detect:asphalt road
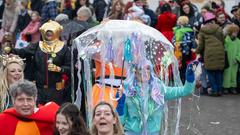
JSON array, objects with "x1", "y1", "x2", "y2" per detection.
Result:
[{"x1": 178, "y1": 94, "x2": 240, "y2": 135}]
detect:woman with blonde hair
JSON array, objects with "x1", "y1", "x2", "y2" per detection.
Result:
[
  {"x1": 0, "y1": 54, "x2": 24, "y2": 111},
  {"x1": 92, "y1": 101, "x2": 124, "y2": 135}
]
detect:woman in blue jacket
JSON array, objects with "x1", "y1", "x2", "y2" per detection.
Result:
[{"x1": 118, "y1": 59, "x2": 196, "y2": 135}]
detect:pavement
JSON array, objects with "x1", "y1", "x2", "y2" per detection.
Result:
[{"x1": 178, "y1": 94, "x2": 240, "y2": 135}]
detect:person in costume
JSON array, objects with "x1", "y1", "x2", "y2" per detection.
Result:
[
  {"x1": 0, "y1": 54, "x2": 24, "y2": 112},
  {"x1": 92, "y1": 101, "x2": 124, "y2": 135},
  {"x1": 3, "y1": 20, "x2": 71, "y2": 105},
  {"x1": 55, "y1": 102, "x2": 90, "y2": 135},
  {"x1": 0, "y1": 80, "x2": 59, "y2": 135},
  {"x1": 119, "y1": 59, "x2": 196, "y2": 135},
  {"x1": 223, "y1": 24, "x2": 240, "y2": 94}
]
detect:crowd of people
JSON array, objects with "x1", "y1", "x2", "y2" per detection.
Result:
[{"x1": 0, "y1": 0, "x2": 240, "y2": 135}]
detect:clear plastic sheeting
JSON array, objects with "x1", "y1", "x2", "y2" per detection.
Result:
[{"x1": 73, "y1": 20, "x2": 193, "y2": 134}]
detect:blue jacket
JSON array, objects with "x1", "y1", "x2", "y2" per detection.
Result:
[{"x1": 120, "y1": 81, "x2": 195, "y2": 134}]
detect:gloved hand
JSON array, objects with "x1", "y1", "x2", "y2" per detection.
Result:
[
  {"x1": 48, "y1": 63, "x2": 61, "y2": 72},
  {"x1": 186, "y1": 61, "x2": 198, "y2": 83},
  {"x1": 116, "y1": 86, "x2": 126, "y2": 116}
]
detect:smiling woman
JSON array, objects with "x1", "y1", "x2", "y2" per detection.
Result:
[
  {"x1": 0, "y1": 54, "x2": 24, "y2": 112},
  {"x1": 92, "y1": 101, "x2": 124, "y2": 135},
  {"x1": 55, "y1": 102, "x2": 90, "y2": 135}
]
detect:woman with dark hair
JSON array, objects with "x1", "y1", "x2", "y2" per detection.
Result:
[
  {"x1": 92, "y1": 101, "x2": 124, "y2": 135},
  {"x1": 180, "y1": 1, "x2": 201, "y2": 29},
  {"x1": 55, "y1": 102, "x2": 90, "y2": 135}
]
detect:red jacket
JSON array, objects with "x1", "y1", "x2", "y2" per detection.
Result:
[
  {"x1": 155, "y1": 12, "x2": 177, "y2": 43},
  {"x1": 0, "y1": 102, "x2": 59, "y2": 135}
]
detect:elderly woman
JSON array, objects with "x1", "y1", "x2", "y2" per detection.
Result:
[
  {"x1": 0, "y1": 54, "x2": 24, "y2": 112},
  {"x1": 92, "y1": 101, "x2": 124, "y2": 135}
]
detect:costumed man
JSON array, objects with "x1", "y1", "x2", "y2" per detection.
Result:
[
  {"x1": 4, "y1": 20, "x2": 71, "y2": 105},
  {"x1": 0, "y1": 80, "x2": 59, "y2": 135}
]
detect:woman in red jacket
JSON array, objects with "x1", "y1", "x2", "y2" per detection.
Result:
[{"x1": 155, "y1": 3, "x2": 177, "y2": 43}]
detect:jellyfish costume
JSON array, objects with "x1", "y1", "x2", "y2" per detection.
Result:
[{"x1": 73, "y1": 20, "x2": 196, "y2": 134}]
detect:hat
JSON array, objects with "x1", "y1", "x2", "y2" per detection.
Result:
[
  {"x1": 55, "y1": 14, "x2": 69, "y2": 22},
  {"x1": 203, "y1": 12, "x2": 216, "y2": 24},
  {"x1": 77, "y1": 6, "x2": 92, "y2": 18},
  {"x1": 231, "y1": 5, "x2": 239, "y2": 14}
]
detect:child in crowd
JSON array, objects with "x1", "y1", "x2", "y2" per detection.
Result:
[
  {"x1": 223, "y1": 24, "x2": 240, "y2": 94},
  {"x1": 21, "y1": 11, "x2": 41, "y2": 43},
  {"x1": 55, "y1": 102, "x2": 90, "y2": 135},
  {"x1": 173, "y1": 16, "x2": 196, "y2": 83}
]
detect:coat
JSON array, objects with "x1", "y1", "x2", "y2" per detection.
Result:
[
  {"x1": 223, "y1": 36, "x2": 240, "y2": 88},
  {"x1": 196, "y1": 23, "x2": 225, "y2": 70},
  {"x1": 12, "y1": 43, "x2": 71, "y2": 105},
  {"x1": 0, "y1": 102, "x2": 59, "y2": 135},
  {"x1": 120, "y1": 81, "x2": 195, "y2": 134},
  {"x1": 155, "y1": 11, "x2": 177, "y2": 43},
  {"x1": 1, "y1": 5, "x2": 18, "y2": 33}
]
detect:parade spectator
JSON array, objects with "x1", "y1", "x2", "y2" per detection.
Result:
[
  {"x1": 15, "y1": 0, "x2": 31, "y2": 35},
  {"x1": 21, "y1": 11, "x2": 41, "y2": 44},
  {"x1": 55, "y1": 13, "x2": 71, "y2": 44},
  {"x1": 232, "y1": 9, "x2": 240, "y2": 38},
  {"x1": 73, "y1": 0, "x2": 95, "y2": 20},
  {"x1": 141, "y1": 0, "x2": 157, "y2": 27},
  {"x1": 108, "y1": 0, "x2": 125, "y2": 20},
  {"x1": 41, "y1": 0, "x2": 58, "y2": 24},
  {"x1": 230, "y1": 5, "x2": 239, "y2": 22},
  {"x1": 196, "y1": 12, "x2": 225, "y2": 96},
  {"x1": 60, "y1": 0, "x2": 74, "y2": 20},
  {"x1": 0, "y1": 54, "x2": 24, "y2": 111},
  {"x1": 4, "y1": 20, "x2": 71, "y2": 105},
  {"x1": 0, "y1": 0, "x2": 5, "y2": 28},
  {"x1": 0, "y1": 80, "x2": 59, "y2": 134},
  {"x1": 93, "y1": 0, "x2": 110, "y2": 22},
  {"x1": 124, "y1": 0, "x2": 150, "y2": 25},
  {"x1": 29, "y1": 0, "x2": 43, "y2": 15},
  {"x1": 92, "y1": 101, "x2": 124, "y2": 135},
  {"x1": 180, "y1": 1, "x2": 201, "y2": 29},
  {"x1": 155, "y1": 3, "x2": 177, "y2": 43},
  {"x1": 173, "y1": 16, "x2": 196, "y2": 83},
  {"x1": 55, "y1": 102, "x2": 90, "y2": 135},
  {"x1": 77, "y1": 6, "x2": 99, "y2": 28},
  {"x1": 119, "y1": 59, "x2": 196, "y2": 134},
  {"x1": 223, "y1": 24, "x2": 240, "y2": 94},
  {"x1": 1, "y1": 0, "x2": 18, "y2": 37},
  {"x1": 215, "y1": 8, "x2": 232, "y2": 36}
]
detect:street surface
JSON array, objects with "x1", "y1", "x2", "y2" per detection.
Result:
[{"x1": 179, "y1": 94, "x2": 240, "y2": 135}]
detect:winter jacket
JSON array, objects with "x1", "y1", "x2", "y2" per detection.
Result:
[
  {"x1": 196, "y1": 23, "x2": 225, "y2": 70},
  {"x1": 155, "y1": 11, "x2": 177, "y2": 43},
  {"x1": 15, "y1": 10, "x2": 31, "y2": 33}
]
